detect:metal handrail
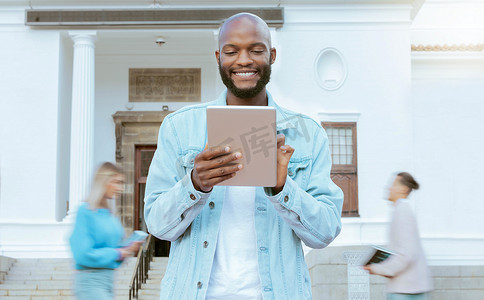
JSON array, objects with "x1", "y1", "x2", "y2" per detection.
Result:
[{"x1": 129, "y1": 234, "x2": 155, "y2": 300}]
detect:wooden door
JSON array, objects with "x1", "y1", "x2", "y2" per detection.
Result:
[{"x1": 135, "y1": 145, "x2": 170, "y2": 256}]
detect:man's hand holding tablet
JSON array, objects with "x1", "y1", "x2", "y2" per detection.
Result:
[
  {"x1": 273, "y1": 133, "x2": 295, "y2": 194},
  {"x1": 191, "y1": 145, "x2": 244, "y2": 192}
]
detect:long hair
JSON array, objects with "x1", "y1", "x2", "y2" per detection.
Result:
[{"x1": 85, "y1": 162, "x2": 123, "y2": 211}]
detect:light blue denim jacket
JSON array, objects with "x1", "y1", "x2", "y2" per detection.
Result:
[{"x1": 144, "y1": 90, "x2": 343, "y2": 300}]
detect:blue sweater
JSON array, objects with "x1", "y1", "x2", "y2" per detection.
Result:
[{"x1": 70, "y1": 203, "x2": 125, "y2": 270}]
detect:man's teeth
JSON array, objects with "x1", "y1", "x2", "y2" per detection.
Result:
[{"x1": 235, "y1": 72, "x2": 255, "y2": 77}]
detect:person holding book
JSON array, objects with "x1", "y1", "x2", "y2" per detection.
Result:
[
  {"x1": 69, "y1": 162, "x2": 143, "y2": 300},
  {"x1": 363, "y1": 172, "x2": 433, "y2": 300}
]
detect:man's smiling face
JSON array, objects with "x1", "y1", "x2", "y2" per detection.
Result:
[{"x1": 216, "y1": 16, "x2": 275, "y2": 99}]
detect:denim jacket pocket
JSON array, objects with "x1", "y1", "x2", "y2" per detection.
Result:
[{"x1": 287, "y1": 159, "x2": 311, "y2": 189}]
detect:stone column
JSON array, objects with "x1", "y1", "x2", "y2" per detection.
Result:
[{"x1": 65, "y1": 31, "x2": 97, "y2": 220}]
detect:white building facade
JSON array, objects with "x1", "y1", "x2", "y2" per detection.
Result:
[{"x1": 0, "y1": 0, "x2": 483, "y2": 272}]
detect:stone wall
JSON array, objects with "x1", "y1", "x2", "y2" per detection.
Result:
[
  {"x1": 430, "y1": 265, "x2": 484, "y2": 300},
  {"x1": 307, "y1": 246, "x2": 484, "y2": 300},
  {"x1": 0, "y1": 256, "x2": 15, "y2": 283}
]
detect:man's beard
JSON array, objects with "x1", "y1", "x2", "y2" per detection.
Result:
[{"x1": 218, "y1": 59, "x2": 272, "y2": 99}]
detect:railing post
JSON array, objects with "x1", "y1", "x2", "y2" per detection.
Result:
[
  {"x1": 128, "y1": 234, "x2": 155, "y2": 299},
  {"x1": 135, "y1": 275, "x2": 138, "y2": 299}
]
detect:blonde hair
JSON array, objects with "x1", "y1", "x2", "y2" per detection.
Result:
[{"x1": 85, "y1": 162, "x2": 123, "y2": 211}]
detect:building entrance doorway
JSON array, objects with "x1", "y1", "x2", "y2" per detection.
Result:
[
  {"x1": 112, "y1": 111, "x2": 172, "y2": 257},
  {"x1": 134, "y1": 145, "x2": 170, "y2": 257}
]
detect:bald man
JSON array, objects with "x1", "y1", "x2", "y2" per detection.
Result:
[{"x1": 144, "y1": 13, "x2": 343, "y2": 300}]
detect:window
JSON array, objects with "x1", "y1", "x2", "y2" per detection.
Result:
[{"x1": 322, "y1": 122, "x2": 359, "y2": 217}]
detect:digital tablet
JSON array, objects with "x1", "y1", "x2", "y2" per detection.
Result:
[
  {"x1": 120, "y1": 230, "x2": 149, "y2": 247},
  {"x1": 206, "y1": 106, "x2": 277, "y2": 187}
]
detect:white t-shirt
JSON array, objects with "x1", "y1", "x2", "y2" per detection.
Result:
[{"x1": 205, "y1": 186, "x2": 263, "y2": 300}]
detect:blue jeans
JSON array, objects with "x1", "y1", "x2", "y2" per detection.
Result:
[
  {"x1": 74, "y1": 269, "x2": 114, "y2": 300},
  {"x1": 388, "y1": 293, "x2": 429, "y2": 300}
]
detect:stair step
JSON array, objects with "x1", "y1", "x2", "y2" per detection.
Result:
[
  {"x1": 5, "y1": 275, "x2": 56, "y2": 281},
  {"x1": 145, "y1": 279, "x2": 162, "y2": 284},
  {"x1": 139, "y1": 283, "x2": 160, "y2": 289},
  {"x1": 139, "y1": 289, "x2": 161, "y2": 296},
  {"x1": 2, "y1": 289, "x2": 68, "y2": 296},
  {"x1": 10, "y1": 268, "x2": 73, "y2": 272},
  {"x1": 147, "y1": 270, "x2": 166, "y2": 274},
  {"x1": 50, "y1": 274, "x2": 75, "y2": 280},
  {"x1": 0, "y1": 257, "x2": 167, "y2": 299},
  {"x1": 0, "y1": 284, "x2": 38, "y2": 290},
  {"x1": 37, "y1": 283, "x2": 75, "y2": 290},
  {"x1": 0, "y1": 297, "x2": 78, "y2": 300},
  {"x1": 2, "y1": 280, "x2": 72, "y2": 285},
  {"x1": 149, "y1": 263, "x2": 168, "y2": 268},
  {"x1": 14, "y1": 259, "x2": 71, "y2": 264},
  {"x1": 7, "y1": 271, "x2": 74, "y2": 276}
]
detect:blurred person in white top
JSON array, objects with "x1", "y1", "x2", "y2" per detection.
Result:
[{"x1": 364, "y1": 172, "x2": 433, "y2": 300}]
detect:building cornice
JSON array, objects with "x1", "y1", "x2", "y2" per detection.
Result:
[
  {"x1": 1, "y1": 1, "x2": 421, "y2": 28},
  {"x1": 0, "y1": 0, "x2": 417, "y2": 8},
  {"x1": 25, "y1": 7, "x2": 284, "y2": 28},
  {"x1": 411, "y1": 44, "x2": 484, "y2": 52}
]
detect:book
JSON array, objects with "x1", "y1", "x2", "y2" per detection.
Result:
[{"x1": 362, "y1": 245, "x2": 394, "y2": 265}]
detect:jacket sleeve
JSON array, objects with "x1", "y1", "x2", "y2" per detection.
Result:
[
  {"x1": 69, "y1": 208, "x2": 121, "y2": 268},
  {"x1": 265, "y1": 127, "x2": 343, "y2": 249},
  {"x1": 370, "y1": 204, "x2": 418, "y2": 277},
  {"x1": 144, "y1": 117, "x2": 210, "y2": 242}
]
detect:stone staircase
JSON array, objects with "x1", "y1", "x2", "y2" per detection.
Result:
[
  {"x1": 133, "y1": 257, "x2": 168, "y2": 300},
  {"x1": 0, "y1": 257, "x2": 168, "y2": 300}
]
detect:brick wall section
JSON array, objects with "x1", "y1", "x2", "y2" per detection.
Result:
[{"x1": 306, "y1": 246, "x2": 484, "y2": 300}]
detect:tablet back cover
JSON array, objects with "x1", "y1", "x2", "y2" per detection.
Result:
[{"x1": 206, "y1": 106, "x2": 277, "y2": 187}]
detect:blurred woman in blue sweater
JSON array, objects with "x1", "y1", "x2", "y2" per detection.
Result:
[{"x1": 70, "y1": 162, "x2": 142, "y2": 300}]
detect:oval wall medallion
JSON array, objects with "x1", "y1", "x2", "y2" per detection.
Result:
[{"x1": 314, "y1": 48, "x2": 347, "y2": 91}]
